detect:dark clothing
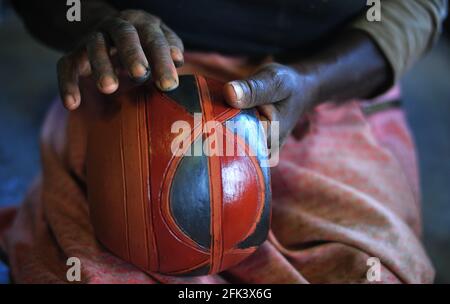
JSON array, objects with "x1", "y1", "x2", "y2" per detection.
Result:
[{"x1": 109, "y1": 0, "x2": 366, "y2": 56}]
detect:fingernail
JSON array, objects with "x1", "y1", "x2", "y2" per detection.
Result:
[
  {"x1": 229, "y1": 81, "x2": 243, "y2": 102},
  {"x1": 130, "y1": 63, "x2": 148, "y2": 79},
  {"x1": 157, "y1": 76, "x2": 178, "y2": 91},
  {"x1": 64, "y1": 94, "x2": 78, "y2": 110},
  {"x1": 170, "y1": 47, "x2": 184, "y2": 63},
  {"x1": 99, "y1": 75, "x2": 118, "y2": 93}
]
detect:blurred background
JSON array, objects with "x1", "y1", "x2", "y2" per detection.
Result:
[{"x1": 0, "y1": 1, "x2": 449, "y2": 282}]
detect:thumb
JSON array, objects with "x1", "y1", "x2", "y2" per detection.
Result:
[{"x1": 224, "y1": 64, "x2": 294, "y2": 109}]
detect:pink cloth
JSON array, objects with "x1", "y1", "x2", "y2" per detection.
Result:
[{"x1": 0, "y1": 53, "x2": 433, "y2": 283}]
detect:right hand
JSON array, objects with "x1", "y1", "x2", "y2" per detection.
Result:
[{"x1": 57, "y1": 9, "x2": 184, "y2": 110}]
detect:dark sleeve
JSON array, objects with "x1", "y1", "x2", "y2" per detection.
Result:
[
  {"x1": 11, "y1": 0, "x2": 116, "y2": 52},
  {"x1": 351, "y1": 0, "x2": 448, "y2": 83}
]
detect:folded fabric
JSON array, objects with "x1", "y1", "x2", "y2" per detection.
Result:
[{"x1": 0, "y1": 53, "x2": 434, "y2": 283}]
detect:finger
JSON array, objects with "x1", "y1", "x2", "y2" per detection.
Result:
[
  {"x1": 86, "y1": 32, "x2": 118, "y2": 94},
  {"x1": 57, "y1": 51, "x2": 90, "y2": 111},
  {"x1": 103, "y1": 18, "x2": 150, "y2": 81},
  {"x1": 139, "y1": 24, "x2": 178, "y2": 91},
  {"x1": 224, "y1": 65, "x2": 295, "y2": 109},
  {"x1": 161, "y1": 23, "x2": 184, "y2": 66}
]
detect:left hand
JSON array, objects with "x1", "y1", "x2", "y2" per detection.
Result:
[{"x1": 223, "y1": 63, "x2": 318, "y2": 150}]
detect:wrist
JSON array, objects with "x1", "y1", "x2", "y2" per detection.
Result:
[
  {"x1": 290, "y1": 62, "x2": 323, "y2": 110},
  {"x1": 288, "y1": 31, "x2": 390, "y2": 107}
]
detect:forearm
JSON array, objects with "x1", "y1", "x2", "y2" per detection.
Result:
[
  {"x1": 290, "y1": 31, "x2": 391, "y2": 107},
  {"x1": 12, "y1": 0, "x2": 117, "y2": 52},
  {"x1": 351, "y1": 0, "x2": 447, "y2": 83},
  {"x1": 287, "y1": 0, "x2": 447, "y2": 107}
]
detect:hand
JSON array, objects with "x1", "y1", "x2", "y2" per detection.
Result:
[
  {"x1": 224, "y1": 63, "x2": 318, "y2": 149},
  {"x1": 57, "y1": 9, "x2": 184, "y2": 110}
]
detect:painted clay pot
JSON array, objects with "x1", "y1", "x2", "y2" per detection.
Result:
[{"x1": 85, "y1": 74, "x2": 271, "y2": 276}]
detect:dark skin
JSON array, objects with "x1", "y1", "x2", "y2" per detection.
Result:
[{"x1": 14, "y1": 0, "x2": 390, "y2": 146}]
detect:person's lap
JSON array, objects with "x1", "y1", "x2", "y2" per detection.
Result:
[{"x1": 0, "y1": 53, "x2": 434, "y2": 283}]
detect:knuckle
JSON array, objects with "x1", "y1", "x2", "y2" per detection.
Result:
[
  {"x1": 266, "y1": 65, "x2": 280, "y2": 79},
  {"x1": 89, "y1": 56, "x2": 109, "y2": 71},
  {"x1": 122, "y1": 47, "x2": 142, "y2": 62},
  {"x1": 145, "y1": 13, "x2": 161, "y2": 24},
  {"x1": 244, "y1": 78, "x2": 263, "y2": 106},
  {"x1": 121, "y1": 9, "x2": 160, "y2": 25},
  {"x1": 87, "y1": 32, "x2": 105, "y2": 48},
  {"x1": 265, "y1": 64, "x2": 296, "y2": 95},
  {"x1": 142, "y1": 30, "x2": 167, "y2": 50},
  {"x1": 120, "y1": 9, "x2": 142, "y2": 20},
  {"x1": 149, "y1": 36, "x2": 166, "y2": 49},
  {"x1": 112, "y1": 20, "x2": 137, "y2": 37},
  {"x1": 173, "y1": 37, "x2": 184, "y2": 50},
  {"x1": 167, "y1": 33, "x2": 181, "y2": 43},
  {"x1": 266, "y1": 65, "x2": 284, "y2": 84},
  {"x1": 282, "y1": 67, "x2": 298, "y2": 88}
]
